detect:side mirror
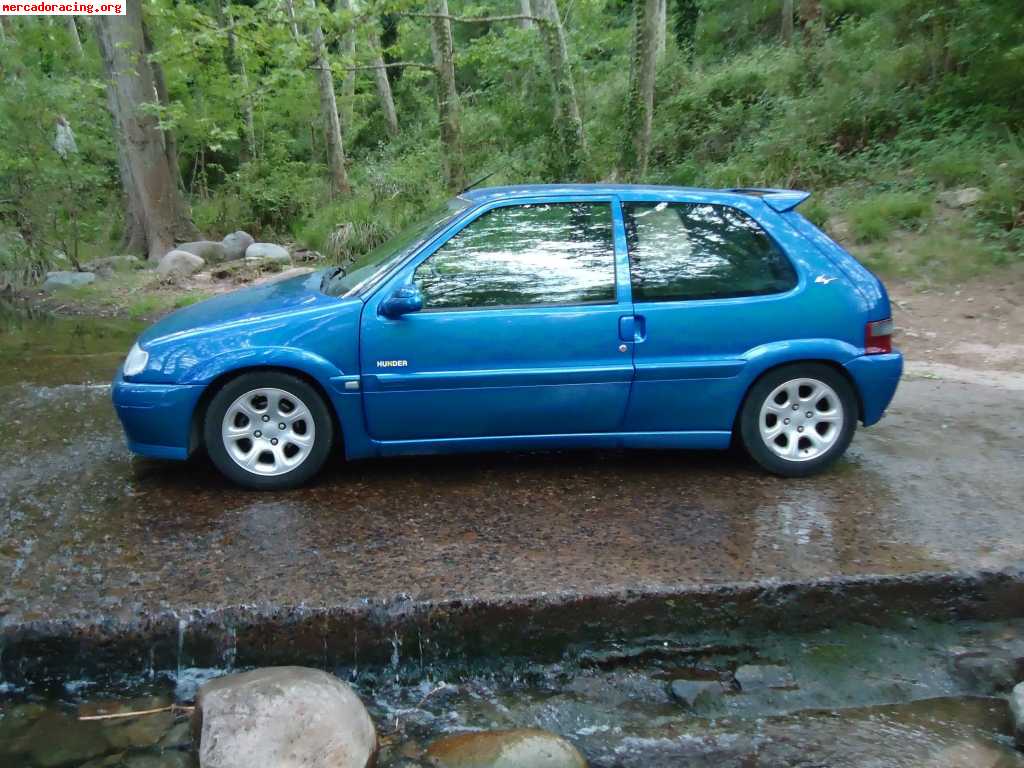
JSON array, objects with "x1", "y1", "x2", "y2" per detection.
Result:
[{"x1": 380, "y1": 284, "x2": 423, "y2": 319}]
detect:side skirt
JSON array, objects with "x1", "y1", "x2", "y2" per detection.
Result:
[{"x1": 369, "y1": 431, "x2": 732, "y2": 458}]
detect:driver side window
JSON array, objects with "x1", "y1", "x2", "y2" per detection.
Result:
[{"x1": 413, "y1": 202, "x2": 617, "y2": 310}]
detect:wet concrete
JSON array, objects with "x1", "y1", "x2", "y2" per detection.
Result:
[{"x1": 2, "y1": 307, "x2": 1023, "y2": 681}]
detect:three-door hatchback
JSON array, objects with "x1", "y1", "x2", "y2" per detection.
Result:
[{"x1": 113, "y1": 185, "x2": 902, "y2": 490}]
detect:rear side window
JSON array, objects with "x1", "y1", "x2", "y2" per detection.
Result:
[
  {"x1": 414, "y1": 202, "x2": 616, "y2": 309},
  {"x1": 623, "y1": 202, "x2": 797, "y2": 302}
]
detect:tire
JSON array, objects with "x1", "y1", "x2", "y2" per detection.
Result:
[
  {"x1": 204, "y1": 371, "x2": 334, "y2": 490},
  {"x1": 739, "y1": 363, "x2": 857, "y2": 478}
]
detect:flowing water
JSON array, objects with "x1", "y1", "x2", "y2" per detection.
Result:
[{"x1": 3, "y1": 618, "x2": 1024, "y2": 767}]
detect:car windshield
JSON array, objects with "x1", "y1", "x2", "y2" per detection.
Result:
[{"x1": 322, "y1": 198, "x2": 471, "y2": 297}]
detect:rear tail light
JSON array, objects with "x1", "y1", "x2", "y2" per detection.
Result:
[{"x1": 865, "y1": 318, "x2": 894, "y2": 354}]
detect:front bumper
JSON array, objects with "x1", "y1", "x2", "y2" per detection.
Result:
[
  {"x1": 844, "y1": 352, "x2": 903, "y2": 426},
  {"x1": 111, "y1": 370, "x2": 205, "y2": 460}
]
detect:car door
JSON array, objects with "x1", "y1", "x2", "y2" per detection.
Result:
[
  {"x1": 619, "y1": 198, "x2": 805, "y2": 433},
  {"x1": 359, "y1": 197, "x2": 635, "y2": 443}
]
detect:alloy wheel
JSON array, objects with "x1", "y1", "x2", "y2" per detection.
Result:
[{"x1": 221, "y1": 387, "x2": 316, "y2": 476}]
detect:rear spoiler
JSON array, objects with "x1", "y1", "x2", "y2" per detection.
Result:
[{"x1": 724, "y1": 187, "x2": 811, "y2": 213}]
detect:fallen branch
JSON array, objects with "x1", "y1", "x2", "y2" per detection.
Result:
[
  {"x1": 400, "y1": 12, "x2": 548, "y2": 26},
  {"x1": 79, "y1": 704, "x2": 195, "y2": 721}
]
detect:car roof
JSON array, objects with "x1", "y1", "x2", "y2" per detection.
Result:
[{"x1": 457, "y1": 183, "x2": 809, "y2": 211}]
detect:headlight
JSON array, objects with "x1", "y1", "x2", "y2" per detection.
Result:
[{"x1": 123, "y1": 343, "x2": 149, "y2": 377}]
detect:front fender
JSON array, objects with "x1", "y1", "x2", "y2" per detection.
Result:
[{"x1": 179, "y1": 346, "x2": 345, "y2": 387}]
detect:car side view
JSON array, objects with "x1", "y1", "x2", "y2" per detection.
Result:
[{"x1": 112, "y1": 185, "x2": 902, "y2": 490}]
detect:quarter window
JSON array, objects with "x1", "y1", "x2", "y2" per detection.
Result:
[
  {"x1": 623, "y1": 202, "x2": 797, "y2": 302},
  {"x1": 414, "y1": 202, "x2": 617, "y2": 309}
]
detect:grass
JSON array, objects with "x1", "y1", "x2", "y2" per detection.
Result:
[{"x1": 846, "y1": 192, "x2": 933, "y2": 243}]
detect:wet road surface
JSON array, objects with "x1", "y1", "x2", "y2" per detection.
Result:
[{"x1": 1, "y1": 310, "x2": 1023, "y2": 626}]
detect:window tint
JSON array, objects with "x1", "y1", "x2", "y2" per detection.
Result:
[
  {"x1": 623, "y1": 202, "x2": 797, "y2": 302},
  {"x1": 414, "y1": 202, "x2": 616, "y2": 309}
]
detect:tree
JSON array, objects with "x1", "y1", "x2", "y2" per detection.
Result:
[
  {"x1": 533, "y1": 0, "x2": 588, "y2": 174},
  {"x1": 799, "y1": 0, "x2": 822, "y2": 44},
  {"x1": 366, "y1": 20, "x2": 399, "y2": 136},
  {"x1": 519, "y1": 0, "x2": 533, "y2": 30},
  {"x1": 621, "y1": 0, "x2": 660, "y2": 178},
  {"x1": 427, "y1": 0, "x2": 464, "y2": 191},
  {"x1": 94, "y1": 0, "x2": 195, "y2": 261},
  {"x1": 781, "y1": 0, "x2": 794, "y2": 46},
  {"x1": 336, "y1": 0, "x2": 356, "y2": 133},
  {"x1": 65, "y1": 18, "x2": 84, "y2": 58},
  {"x1": 300, "y1": 0, "x2": 352, "y2": 196},
  {"x1": 655, "y1": 0, "x2": 667, "y2": 59},
  {"x1": 217, "y1": 0, "x2": 257, "y2": 161}
]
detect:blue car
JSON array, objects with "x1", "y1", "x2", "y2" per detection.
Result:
[{"x1": 112, "y1": 185, "x2": 902, "y2": 490}]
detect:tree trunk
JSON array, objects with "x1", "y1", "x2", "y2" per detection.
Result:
[
  {"x1": 533, "y1": 0, "x2": 587, "y2": 174},
  {"x1": 427, "y1": 0, "x2": 464, "y2": 191},
  {"x1": 141, "y1": 16, "x2": 195, "y2": 239},
  {"x1": 66, "y1": 18, "x2": 84, "y2": 57},
  {"x1": 336, "y1": 0, "x2": 356, "y2": 133},
  {"x1": 622, "y1": 0, "x2": 659, "y2": 178},
  {"x1": 95, "y1": 1, "x2": 194, "y2": 261},
  {"x1": 217, "y1": 0, "x2": 257, "y2": 161},
  {"x1": 781, "y1": 0, "x2": 794, "y2": 45},
  {"x1": 306, "y1": 0, "x2": 351, "y2": 196},
  {"x1": 367, "y1": 21, "x2": 399, "y2": 136},
  {"x1": 519, "y1": 0, "x2": 533, "y2": 29},
  {"x1": 799, "y1": 0, "x2": 821, "y2": 44},
  {"x1": 655, "y1": 0, "x2": 667, "y2": 58}
]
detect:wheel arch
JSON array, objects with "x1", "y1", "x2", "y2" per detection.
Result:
[
  {"x1": 732, "y1": 358, "x2": 864, "y2": 440},
  {"x1": 189, "y1": 365, "x2": 344, "y2": 456}
]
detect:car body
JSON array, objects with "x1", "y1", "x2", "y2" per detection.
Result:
[{"x1": 112, "y1": 184, "x2": 902, "y2": 488}]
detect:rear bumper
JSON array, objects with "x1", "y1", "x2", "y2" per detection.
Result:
[
  {"x1": 111, "y1": 370, "x2": 204, "y2": 460},
  {"x1": 844, "y1": 352, "x2": 903, "y2": 426}
]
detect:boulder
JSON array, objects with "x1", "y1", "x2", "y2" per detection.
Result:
[
  {"x1": 733, "y1": 664, "x2": 796, "y2": 692},
  {"x1": 221, "y1": 231, "x2": 255, "y2": 261},
  {"x1": 157, "y1": 250, "x2": 205, "y2": 279},
  {"x1": 951, "y1": 651, "x2": 1018, "y2": 694},
  {"x1": 424, "y1": 729, "x2": 587, "y2": 768},
  {"x1": 193, "y1": 666, "x2": 376, "y2": 768},
  {"x1": 1011, "y1": 682, "x2": 1024, "y2": 748},
  {"x1": 938, "y1": 187, "x2": 984, "y2": 209},
  {"x1": 245, "y1": 242, "x2": 290, "y2": 263},
  {"x1": 42, "y1": 270, "x2": 96, "y2": 291},
  {"x1": 82, "y1": 254, "x2": 141, "y2": 274},
  {"x1": 254, "y1": 266, "x2": 316, "y2": 286},
  {"x1": 176, "y1": 240, "x2": 227, "y2": 263},
  {"x1": 669, "y1": 679, "x2": 724, "y2": 710}
]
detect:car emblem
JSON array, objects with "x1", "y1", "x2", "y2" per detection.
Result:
[{"x1": 815, "y1": 275, "x2": 839, "y2": 285}]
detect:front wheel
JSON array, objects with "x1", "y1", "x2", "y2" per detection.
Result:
[
  {"x1": 204, "y1": 371, "x2": 334, "y2": 490},
  {"x1": 739, "y1": 363, "x2": 857, "y2": 477}
]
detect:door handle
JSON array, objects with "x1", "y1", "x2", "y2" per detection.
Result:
[{"x1": 620, "y1": 315, "x2": 646, "y2": 343}]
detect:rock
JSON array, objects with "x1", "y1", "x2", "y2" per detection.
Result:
[
  {"x1": 157, "y1": 250, "x2": 205, "y2": 279},
  {"x1": 194, "y1": 666, "x2": 376, "y2": 768},
  {"x1": 669, "y1": 679, "x2": 724, "y2": 710},
  {"x1": 424, "y1": 729, "x2": 587, "y2": 768},
  {"x1": 221, "y1": 231, "x2": 254, "y2": 261},
  {"x1": 254, "y1": 266, "x2": 316, "y2": 286},
  {"x1": 1011, "y1": 682, "x2": 1024, "y2": 748},
  {"x1": 157, "y1": 719, "x2": 191, "y2": 750},
  {"x1": 925, "y1": 740, "x2": 1020, "y2": 768},
  {"x1": 952, "y1": 651, "x2": 1018, "y2": 694},
  {"x1": 176, "y1": 240, "x2": 227, "y2": 263},
  {"x1": 245, "y1": 242, "x2": 290, "y2": 263},
  {"x1": 938, "y1": 187, "x2": 984, "y2": 208},
  {"x1": 25, "y1": 712, "x2": 109, "y2": 767},
  {"x1": 82, "y1": 254, "x2": 141, "y2": 274},
  {"x1": 42, "y1": 270, "x2": 96, "y2": 291},
  {"x1": 733, "y1": 664, "x2": 796, "y2": 692}
]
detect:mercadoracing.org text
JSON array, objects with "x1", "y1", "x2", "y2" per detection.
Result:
[{"x1": 1, "y1": 2, "x2": 124, "y2": 13}]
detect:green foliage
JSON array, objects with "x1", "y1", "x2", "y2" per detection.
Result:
[
  {"x1": 847, "y1": 192, "x2": 932, "y2": 243},
  {"x1": 1, "y1": 0, "x2": 1022, "y2": 291}
]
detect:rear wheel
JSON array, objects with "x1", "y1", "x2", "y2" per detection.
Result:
[
  {"x1": 204, "y1": 371, "x2": 334, "y2": 490},
  {"x1": 739, "y1": 363, "x2": 857, "y2": 477}
]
